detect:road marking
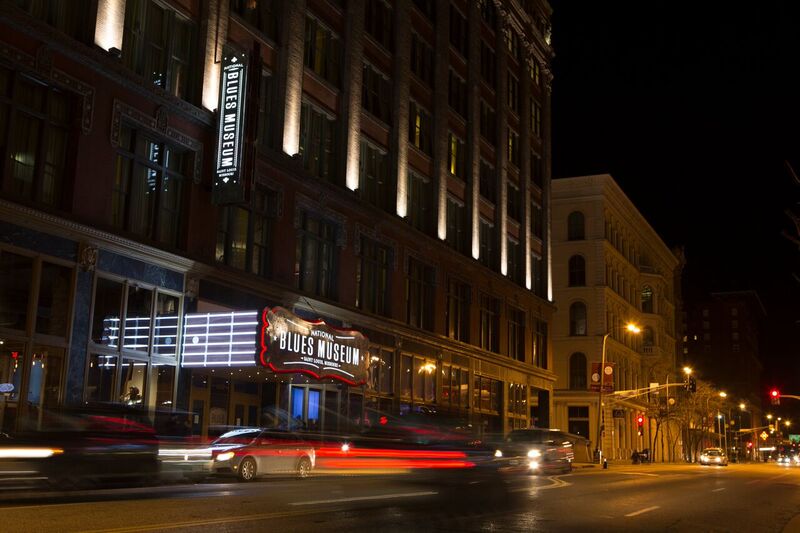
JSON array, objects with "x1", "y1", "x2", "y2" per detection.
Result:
[
  {"x1": 625, "y1": 505, "x2": 660, "y2": 517},
  {"x1": 509, "y1": 475, "x2": 572, "y2": 492},
  {"x1": 619, "y1": 472, "x2": 659, "y2": 477},
  {"x1": 289, "y1": 490, "x2": 438, "y2": 506},
  {"x1": 711, "y1": 488, "x2": 726, "y2": 492},
  {"x1": 745, "y1": 472, "x2": 792, "y2": 485},
  {"x1": 81, "y1": 510, "x2": 312, "y2": 533}
]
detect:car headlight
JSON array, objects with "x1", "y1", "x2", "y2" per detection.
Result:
[
  {"x1": 494, "y1": 449, "x2": 503, "y2": 458},
  {"x1": 216, "y1": 451, "x2": 235, "y2": 462},
  {"x1": 0, "y1": 447, "x2": 63, "y2": 459},
  {"x1": 528, "y1": 449, "x2": 541, "y2": 458},
  {"x1": 529, "y1": 461, "x2": 540, "y2": 470},
  {"x1": 341, "y1": 443, "x2": 351, "y2": 453}
]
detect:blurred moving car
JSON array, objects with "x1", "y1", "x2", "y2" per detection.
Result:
[
  {"x1": 493, "y1": 428, "x2": 574, "y2": 475},
  {"x1": 210, "y1": 428, "x2": 315, "y2": 480},
  {"x1": 699, "y1": 448, "x2": 728, "y2": 466},
  {"x1": 0, "y1": 407, "x2": 159, "y2": 489},
  {"x1": 775, "y1": 453, "x2": 798, "y2": 466}
]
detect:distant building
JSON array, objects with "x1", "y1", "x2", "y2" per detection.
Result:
[
  {"x1": 0, "y1": 0, "x2": 556, "y2": 437},
  {"x1": 551, "y1": 174, "x2": 683, "y2": 461}
]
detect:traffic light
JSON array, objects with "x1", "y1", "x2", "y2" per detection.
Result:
[
  {"x1": 688, "y1": 377, "x2": 696, "y2": 393},
  {"x1": 771, "y1": 389, "x2": 781, "y2": 406},
  {"x1": 637, "y1": 414, "x2": 645, "y2": 435}
]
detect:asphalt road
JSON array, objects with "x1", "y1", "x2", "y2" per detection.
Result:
[{"x1": 2, "y1": 462, "x2": 800, "y2": 532}]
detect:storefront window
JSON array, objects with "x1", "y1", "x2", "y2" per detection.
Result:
[
  {"x1": 0, "y1": 341, "x2": 24, "y2": 432},
  {"x1": 369, "y1": 349, "x2": 393, "y2": 395},
  {"x1": 148, "y1": 364, "x2": 175, "y2": 412},
  {"x1": 153, "y1": 293, "x2": 179, "y2": 357},
  {"x1": 91, "y1": 278, "x2": 123, "y2": 346},
  {"x1": 0, "y1": 251, "x2": 33, "y2": 331},
  {"x1": 26, "y1": 347, "x2": 64, "y2": 410},
  {"x1": 86, "y1": 354, "x2": 117, "y2": 402},
  {"x1": 124, "y1": 286, "x2": 153, "y2": 351},
  {"x1": 400, "y1": 354, "x2": 412, "y2": 398},
  {"x1": 119, "y1": 358, "x2": 146, "y2": 405},
  {"x1": 35, "y1": 262, "x2": 72, "y2": 337}
]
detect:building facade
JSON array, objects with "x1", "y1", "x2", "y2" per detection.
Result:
[
  {"x1": 551, "y1": 175, "x2": 683, "y2": 461},
  {"x1": 0, "y1": 0, "x2": 555, "y2": 438}
]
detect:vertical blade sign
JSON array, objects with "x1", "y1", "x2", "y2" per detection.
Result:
[{"x1": 214, "y1": 51, "x2": 248, "y2": 204}]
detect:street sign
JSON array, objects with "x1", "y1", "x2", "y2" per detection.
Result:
[
  {"x1": 789, "y1": 434, "x2": 800, "y2": 444},
  {"x1": 760, "y1": 431, "x2": 768, "y2": 441},
  {"x1": 590, "y1": 361, "x2": 615, "y2": 392}
]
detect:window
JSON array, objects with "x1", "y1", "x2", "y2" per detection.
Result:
[
  {"x1": 305, "y1": 16, "x2": 341, "y2": 87},
  {"x1": 507, "y1": 182, "x2": 521, "y2": 222},
  {"x1": 362, "y1": 63, "x2": 392, "y2": 124},
  {"x1": 480, "y1": 42, "x2": 496, "y2": 87},
  {"x1": 369, "y1": 348, "x2": 394, "y2": 395},
  {"x1": 479, "y1": 160, "x2": 496, "y2": 203},
  {"x1": 216, "y1": 187, "x2": 275, "y2": 276},
  {"x1": 531, "y1": 252, "x2": 544, "y2": 297},
  {"x1": 113, "y1": 126, "x2": 189, "y2": 247},
  {"x1": 0, "y1": 68, "x2": 73, "y2": 208},
  {"x1": 410, "y1": 33, "x2": 434, "y2": 86},
  {"x1": 406, "y1": 257, "x2": 435, "y2": 331},
  {"x1": 569, "y1": 302, "x2": 587, "y2": 336},
  {"x1": 358, "y1": 236, "x2": 391, "y2": 316},
  {"x1": 505, "y1": 27, "x2": 521, "y2": 61},
  {"x1": 448, "y1": 134, "x2": 465, "y2": 178},
  {"x1": 442, "y1": 364, "x2": 469, "y2": 411},
  {"x1": 568, "y1": 406, "x2": 590, "y2": 437},
  {"x1": 508, "y1": 74, "x2": 519, "y2": 114},
  {"x1": 296, "y1": 212, "x2": 337, "y2": 299},
  {"x1": 14, "y1": 0, "x2": 90, "y2": 40},
  {"x1": 507, "y1": 237, "x2": 522, "y2": 285},
  {"x1": 479, "y1": 218, "x2": 495, "y2": 269},
  {"x1": 448, "y1": 70, "x2": 467, "y2": 118},
  {"x1": 231, "y1": 0, "x2": 278, "y2": 41},
  {"x1": 449, "y1": 6, "x2": 468, "y2": 57},
  {"x1": 732, "y1": 319, "x2": 738, "y2": 329},
  {"x1": 407, "y1": 170, "x2": 432, "y2": 233},
  {"x1": 531, "y1": 153, "x2": 543, "y2": 188},
  {"x1": 478, "y1": 0, "x2": 497, "y2": 27},
  {"x1": 479, "y1": 100, "x2": 496, "y2": 144},
  {"x1": 531, "y1": 202, "x2": 543, "y2": 239},
  {"x1": 568, "y1": 255, "x2": 586, "y2": 286},
  {"x1": 473, "y1": 375, "x2": 500, "y2": 413},
  {"x1": 508, "y1": 307, "x2": 526, "y2": 362},
  {"x1": 123, "y1": 0, "x2": 195, "y2": 100},
  {"x1": 643, "y1": 326, "x2": 655, "y2": 346},
  {"x1": 641, "y1": 285, "x2": 654, "y2": 313},
  {"x1": 412, "y1": 0, "x2": 435, "y2": 21},
  {"x1": 256, "y1": 71, "x2": 275, "y2": 150},
  {"x1": 730, "y1": 307, "x2": 738, "y2": 317},
  {"x1": 359, "y1": 140, "x2": 391, "y2": 211},
  {"x1": 365, "y1": 0, "x2": 392, "y2": 50},
  {"x1": 702, "y1": 308, "x2": 709, "y2": 317},
  {"x1": 413, "y1": 357, "x2": 436, "y2": 402},
  {"x1": 446, "y1": 196, "x2": 467, "y2": 254},
  {"x1": 533, "y1": 318, "x2": 548, "y2": 369},
  {"x1": 446, "y1": 278, "x2": 470, "y2": 342},
  {"x1": 567, "y1": 211, "x2": 585, "y2": 240},
  {"x1": 732, "y1": 332, "x2": 739, "y2": 341},
  {"x1": 299, "y1": 102, "x2": 336, "y2": 181},
  {"x1": 508, "y1": 128, "x2": 520, "y2": 167},
  {"x1": 529, "y1": 57, "x2": 541, "y2": 86},
  {"x1": 408, "y1": 101, "x2": 432, "y2": 155},
  {"x1": 479, "y1": 294, "x2": 500, "y2": 353},
  {"x1": 531, "y1": 99, "x2": 542, "y2": 137},
  {"x1": 569, "y1": 353, "x2": 587, "y2": 390}
]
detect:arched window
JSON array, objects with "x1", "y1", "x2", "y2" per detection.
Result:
[
  {"x1": 567, "y1": 211, "x2": 585, "y2": 240},
  {"x1": 641, "y1": 285, "x2": 654, "y2": 313},
  {"x1": 568, "y1": 255, "x2": 586, "y2": 286},
  {"x1": 569, "y1": 352, "x2": 587, "y2": 389},
  {"x1": 643, "y1": 326, "x2": 655, "y2": 347},
  {"x1": 569, "y1": 302, "x2": 587, "y2": 336}
]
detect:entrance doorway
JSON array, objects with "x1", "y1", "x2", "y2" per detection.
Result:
[{"x1": 289, "y1": 385, "x2": 340, "y2": 432}]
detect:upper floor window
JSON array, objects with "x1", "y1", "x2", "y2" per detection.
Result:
[
  {"x1": 446, "y1": 196, "x2": 467, "y2": 254},
  {"x1": 231, "y1": 0, "x2": 278, "y2": 42},
  {"x1": 531, "y1": 99, "x2": 542, "y2": 137},
  {"x1": 216, "y1": 187, "x2": 276, "y2": 276},
  {"x1": 507, "y1": 182, "x2": 521, "y2": 222},
  {"x1": 410, "y1": 33, "x2": 434, "y2": 86},
  {"x1": 480, "y1": 42, "x2": 496, "y2": 87},
  {"x1": 448, "y1": 134, "x2": 465, "y2": 179},
  {"x1": 508, "y1": 306, "x2": 526, "y2": 362},
  {"x1": 531, "y1": 201, "x2": 543, "y2": 239},
  {"x1": 479, "y1": 293, "x2": 500, "y2": 353},
  {"x1": 508, "y1": 74, "x2": 519, "y2": 114},
  {"x1": 533, "y1": 318, "x2": 548, "y2": 369},
  {"x1": 479, "y1": 100, "x2": 496, "y2": 146},
  {"x1": 299, "y1": 102, "x2": 337, "y2": 181},
  {"x1": 295, "y1": 212, "x2": 338, "y2": 299},
  {"x1": 412, "y1": 0, "x2": 435, "y2": 22},
  {"x1": 508, "y1": 128, "x2": 520, "y2": 167},
  {"x1": 479, "y1": 160, "x2": 496, "y2": 203},
  {"x1": 448, "y1": 70, "x2": 467, "y2": 118},
  {"x1": 568, "y1": 255, "x2": 586, "y2": 286},
  {"x1": 478, "y1": 0, "x2": 497, "y2": 28},
  {"x1": 567, "y1": 211, "x2": 585, "y2": 240},
  {"x1": 531, "y1": 252, "x2": 544, "y2": 297},
  {"x1": 446, "y1": 278, "x2": 470, "y2": 342},
  {"x1": 643, "y1": 326, "x2": 655, "y2": 347},
  {"x1": 569, "y1": 302, "x2": 587, "y2": 336},
  {"x1": 362, "y1": 63, "x2": 392, "y2": 124},
  {"x1": 528, "y1": 56, "x2": 541, "y2": 86},
  {"x1": 358, "y1": 236, "x2": 391, "y2": 316},
  {"x1": 360, "y1": 139, "x2": 391, "y2": 211},
  {"x1": 14, "y1": 0, "x2": 91, "y2": 41},
  {"x1": 479, "y1": 218, "x2": 495, "y2": 269},
  {"x1": 123, "y1": 0, "x2": 195, "y2": 101},
  {"x1": 408, "y1": 101, "x2": 433, "y2": 155},
  {"x1": 569, "y1": 352, "x2": 587, "y2": 389},
  {"x1": 641, "y1": 285, "x2": 654, "y2": 313},
  {"x1": 507, "y1": 237, "x2": 522, "y2": 285},
  {"x1": 112, "y1": 126, "x2": 189, "y2": 248},
  {"x1": 505, "y1": 27, "x2": 521, "y2": 61},
  {"x1": 0, "y1": 68, "x2": 73, "y2": 208},
  {"x1": 449, "y1": 6, "x2": 468, "y2": 57},
  {"x1": 406, "y1": 257, "x2": 435, "y2": 331},
  {"x1": 531, "y1": 153, "x2": 544, "y2": 188},
  {"x1": 305, "y1": 16, "x2": 341, "y2": 87},
  {"x1": 256, "y1": 71, "x2": 275, "y2": 150},
  {"x1": 407, "y1": 170, "x2": 432, "y2": 234},
  {"x1": 365, "y1": 0, "x2": 393, "y2": 51}
]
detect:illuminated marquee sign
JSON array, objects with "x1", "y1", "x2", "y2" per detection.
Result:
[
  {"x1": 213, "y1": 50, "x2": 248, "y2": 204},
  {"x1": 257, "y1": 307, "x2": 369, "y2": 386}
]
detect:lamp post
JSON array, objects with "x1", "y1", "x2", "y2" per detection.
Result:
[
  {"x1": 683, "y1": 367, "x2": 692, "y2": 462},
  {"x1": 595, "y1": 323, "x2": 640, "y2": 466}
]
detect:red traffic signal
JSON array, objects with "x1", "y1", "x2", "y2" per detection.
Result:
[
  {"x1": 771, "y1": 389, "x2": 781, "y2": 406},
  {"x1": 637, "y1": 414, "x2": 645, "y2": 426}
]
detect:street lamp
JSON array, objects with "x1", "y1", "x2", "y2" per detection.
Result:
[
  {"x1": 683, "y1": 366, "x2": 693, "y2": 376},
  {"x1": 595, "y1": 322, "x2": 641, "y2": 466}
]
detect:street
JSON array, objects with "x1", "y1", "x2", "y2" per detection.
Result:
[{"x1": 2, "y1": 462, "x2": 800, "y2": 532}]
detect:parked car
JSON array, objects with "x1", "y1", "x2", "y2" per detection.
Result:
[
  {"x1": 699, "y1": 448, "x2": 728, "y2": 466},
  {"x1": 210, "y1": 428, "x2": 315, "y2": 480},
  {"x1": 493, "y1": 428, "x2": 574, "y2": 475}
]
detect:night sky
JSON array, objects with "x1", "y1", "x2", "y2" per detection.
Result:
[{"x1": 549, "y1": 1, "x2": 800, "y2": 396}]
